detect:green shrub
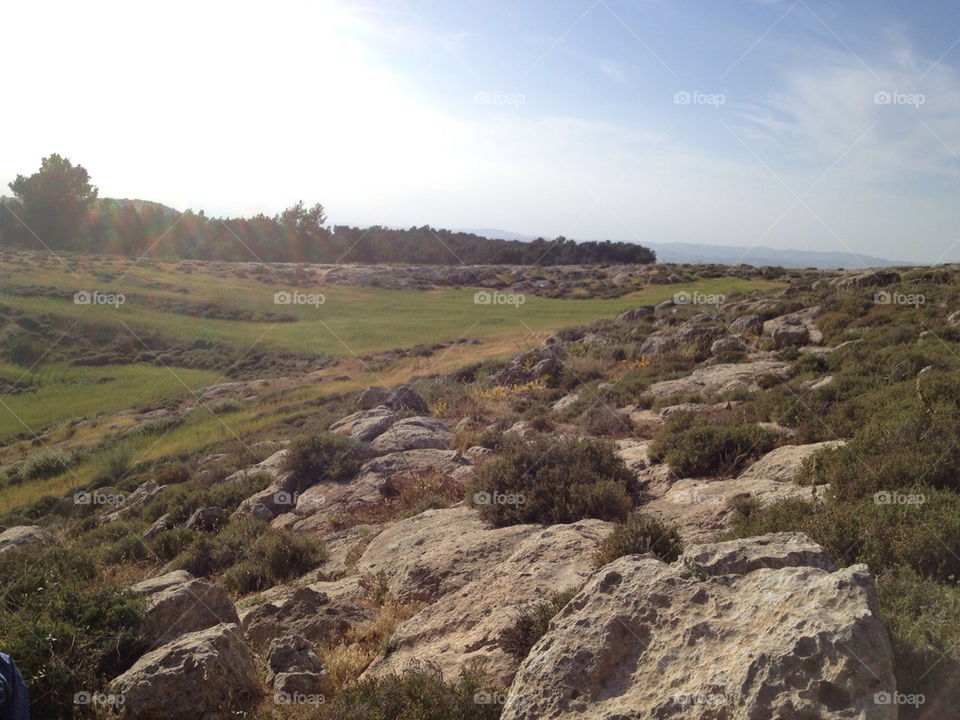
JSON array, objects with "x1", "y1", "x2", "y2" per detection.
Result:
[
  {"x1": 147, "y1": 526, "x2": 198, "y2": 561},
  {"x1": 282, "y1": 432, "x2": 363, "y2": 492},
  {"x1": 18, "y1": 451, "x2": 71, "y2": 481},
  {"x1": 467, "y1": 436, "x2": 634, "y2": 527},
  {"x1": 594, "y1": 514, "x2": 683, "y2": 567},
  {"x1": 649, "y1": 412, "x2": 778, "y2": 477},
  {"x1": 501, "y1": 587, "x2": 580, "y2": 661},
  {"x1": 0, "y1": 545, "x2": 147, "y2": 719},
  {"x1": 322, "y1": 662, "x2": 503, "y2": 720},
  {"x1": 92, "y1": 445, "x2": 136, "y2": 485}
]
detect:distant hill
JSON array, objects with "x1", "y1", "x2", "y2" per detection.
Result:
[{"x1": 460, "y1": 229, "x2": 910, "y2": 269}]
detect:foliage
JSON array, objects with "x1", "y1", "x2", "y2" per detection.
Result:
[
  {"x1": 282, "y1": 432, "x2": 363, "y2": 492},
  {"x1": 649, "y1": 412, "x2": 778, "y2": 477},
  {"x1": 502, "y1": 587, "x2": 580, "y2": 661},
  {"x1": 594, "y1": 514, "x2": 683, "y2": 567}
]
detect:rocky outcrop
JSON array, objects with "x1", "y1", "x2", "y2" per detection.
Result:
[
  {"x1": 265, "y1": 634, "x2": 327, "y2": 695},
  {"x1": 357, "y1": 506, "x2": 538, "y2": 602},
  {"x1": 363, "y1": 519, "x2": 611, "y2": 685},
  {"x1": 132, "y1": 570, "x2": 240, "y2": 646},
  {"x1": 729, "y1": 313, "x2": 763, "y2": 336},
  {"x1": 242, "y1": 579, "x2": 373, "y2": 650},
  {"x1": 185, "y1": 506, "x2": 228, "y2": 532},
  {"x1": 831, "y1": 269, "x2": 901, "y2": 288},
  {"x1": 330, "y1": 406, "x2": 401, "y2": 442},
  {"x1": 102, "y1": 479, "x2": 162, "y2": 522},
  {"x1": 356, "y1": 386, "x2": 390, "y2": 409},
  {"x1": 386, "y1": 385, "x2": 429, "y2": 414},
  {"x1": 503, "y1": 534, "x2": 896, "y2": 720},
  {"x1": 763, "y1": 306, "x2": 823, "y2": 348},
  {"x1": 646, "y1": 359, "x2": 791, "y2": 398},
  {"x1": 369, "y1": 416, "x2": 453, "y2": 453},
  {"x1": 0, "y1": 525, "x2": 56, "y2": 553},
  {"x1": 109, "y1": 623, "x2": 258, "y2": 719}
]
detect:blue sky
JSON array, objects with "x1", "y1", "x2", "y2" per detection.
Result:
[{"x1": 3, "y1": 0, "x2": 960, "y2": 262}]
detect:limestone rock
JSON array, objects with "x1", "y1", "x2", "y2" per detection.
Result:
[
  {"x1": 0, "y1": 525, "x2": 56, "y2": 553},
  {"x1": 369, "y1": 417, "x2": 453, "y2": 454},
  {"x1": 646, "y1": 360, "x2": 791, "y2": 398},
  {"x1": 503, "y1": 535, "x2": 896, "y2": 720},
  {"x1": 330, "y1": 406, "x2": 401, "y2": 442},
  {"x1": 132, "y1": 570, "x2": 240, "y2": 645}
]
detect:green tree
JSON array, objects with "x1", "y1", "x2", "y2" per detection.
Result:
[{"x1": 8, "y1": 154, "x2": 98, "y2": 248}]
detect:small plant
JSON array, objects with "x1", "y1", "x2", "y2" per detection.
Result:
[
  {"x1": 649, "y1": 412, "x2": 778, "y2": 477},
  {"x1": 501, "y1": 587, "x2": 580, "y2": 661},
  {"x1": 593, "y1": 514, "x2": 683, "y2": 567},
  {"x1": 282, "y1": 432, "x2": 363, "y2": 492}
]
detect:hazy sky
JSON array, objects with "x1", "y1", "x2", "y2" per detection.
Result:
[{"x1": 3, "y1": 0, "x2": 960, "y2": 262}]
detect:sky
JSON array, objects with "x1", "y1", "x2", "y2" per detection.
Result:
[{"x1": 2, "y1": 0, "x2": 960, "y2": 263}]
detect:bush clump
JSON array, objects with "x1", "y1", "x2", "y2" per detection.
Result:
[
  {"x1": 593, "y1": 513, "x2": 683, "y2": 567},
  {"x1": 649, "y1": 412, "x2": 778, "y2": 477},
  {"x1": 467, "y1": 436, "x2": 634, "y2": 526},
  {"x1": 501, "y1": 587, "x2": 580, "y2": 661},
  {"x1": 282, "y1": 432, "x2": 363, "y2": 492}
]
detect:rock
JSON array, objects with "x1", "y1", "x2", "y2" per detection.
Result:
[
  {"x1": 386, "y1": 385, "x2": 429, "y2": 414},
  {"x1": 109, "y1": 623, "x2": 257, "y2": 718},
  {"x1": 737, "y1": 440, "x2": 845, "y2": 484},
  {"x1": 363, "y1": 519, "x2": 611, "y2": 685},
  {"x1": 948, "y1": 309, "x2": 960, "y2": 328},
  {"x1": 503, "y1": 535, "x2": 895, "y2": 720},
  {"x1": 132, "y1": 570, "x2": 240, "y2": 645},
  {"x1": 357, "y1": 506, "x2": 537, "y2": 602},
  {"x1": 616, "y1": 306, "x2": 655, "y2": 324},
  {"x1": 265, "y1": 634, "x2": 326, "y2": 691},
  {"x1": 832, "y1": 269, "x2": 901, "y2": 288},
  {"x1": 763, "y1": 306, "x2": 823, "y2": 347},
  {"x1": 638, "y1": 334, "x2": 677, "y2": 356},
  {"x1": 185, "y1": 506, "x2": 228, "y2": 532},
  {"x1": 0, "y1": 525, "x2": 56, "y2": 553},
  {"x1": 243, "y1": 580, "x2": 374, "y2": 650},
  {"x1": 356, "y1": 386, "x2": 390, "y2": 410},
  {"x1": 729, "y1": 313, "x2": 763, "y2": 336},
  {"x1": 710, "y1": 336, "x2": 746, "y2": 355},
  {"x1": 681, "y1": 532, "x2": 836, "y2": 576},
  {"x1": 551, "y1": 392, "x2": 582, "y2": 413},
  {"x1": 142, "y1": 513, "x2": 171, "y2": 539},
  {"x1": 330, "y1": 406, "x2": 401, "y2": 442},
  {"x1": 768, "y1": 321, "x2": 810, "y2": 348},
  {"x1": 369, "y1": 417, "x2": 453, "y2": 453},
  {"x1": 489, "y1": 348, "x2": 564, "y2": 386},
  {"x1": 103, "y1": 479, "x2": 163, "y2": 522},
  {"x1": 614, "y1": 439, "x2": 651, "y2": 475},
  {"x1": 646, "y1": 360, "x2": 791, "y2": 398}
]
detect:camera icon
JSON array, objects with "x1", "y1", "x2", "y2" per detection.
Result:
[
  {"x1": 873, "y1": 291, "x2": 891, "y2": 304},
  {"x1": 474, "y1": 291, "x2": 491, "y2": 305},
  {"x1": 473, "y1": 491, "x2": 491, "y2": 505},
  {"x1": 274, "y1": 691, "x2": 292, "y2": 704},
  {"x1": 274, "y1": 291, "x2": 292, "y2": 305},
  {"x1": 874, "y1": 691, "x2": 892, "y2": 705},
  {"x1": 674, "y1": 91, "x2": 691, "y2": 105},
  {"x1": 673, "y1": 291, "x2": 691, "y2": 305},
  {"x1": 873, "y1": 91, "x2": 892, "y2": 105},
  {"x1": 74, "y1": 691, "x2": 92, "y2": 705},
  {"x1": 74, "y1": 291, "x2": 92, "y2": 304},
  {"x1": 873, "y1": 491, "x2": 892, "y2": 505},
  {"x1": 273, "y1": 491, "x2": 295, "y2": 506},
  {"x1": 74, "y1": 491, "x2": 91, "y2": 504},
  {"x1": 473, "y1": 692, "x2": 492, "y2": 705}
]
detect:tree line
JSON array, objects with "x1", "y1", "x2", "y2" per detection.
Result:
[{"x1": 0, "y1": 155, "x2": 655, "y2": 265}]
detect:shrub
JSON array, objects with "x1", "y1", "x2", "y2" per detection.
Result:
[
  {"x1": 92, "y1": 445, "x2": 136, "y2": 485},
  {"x1": 321, "y1": 662, "x2": 503, "y2": 720},
  {"x1": 501, "y1": 587, "x2": 580, "y2": 661},
  {"x1": 283, "y1": 432, "x2": 363, "y2": 492},
  {"x1": 649, "y1": 412, "x2": 778, "y2": 477},
  {"x1": 594, "y1": 514, "x2": 683, "y2": 567},
  {"x1": 221, "y1": 527, "x2": 327, "y2": 595},
  {"x1": 17, "y1": 451, "x2": 71, "y2": 481},
  {"x1": 0, "y1": 545, "x2": 147, "y2": 719},
  {"x1": 467, "y1": 436, "x2": 634, "y2": 526}
]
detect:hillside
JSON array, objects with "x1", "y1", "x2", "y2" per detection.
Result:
[{"x1": 0, "y1": 255, "x2": 956, "y2": 718}]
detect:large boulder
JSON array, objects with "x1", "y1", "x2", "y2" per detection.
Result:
[
  {"x1": 369, "y1": 417, "x2": 453, "y2": 454},
  {"x1": 242, "y1": 578, "x2": 373, "y2": 650},
  {"x1": 330, "y1": 406, "x2": 401, "y2": 442},
  {"x1": 386, "y1": 385, "x2": 430, "y2": 414},
  {"x1": 357, "y1": 506, "x2": 538, "y2": 602},
  {"x1": 0, "y1": 525, "x2": 56, "y2": 553},
  {"x1": 646, "y1": 360, "x2": 791, "y2": 398},
  {"x1": 132, "y1": 570, "x2": 240, "y2": 645},
  {"x1": 109, "y1": 623, "x2": 258, "y2": 719},
  {"x1": 503, "y1": 534, "x2": 896, "y2": 720},
  {"x1": 363, "y1": 519, "x2": 611, "y2": 685}
]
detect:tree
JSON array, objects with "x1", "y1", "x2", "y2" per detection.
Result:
[{"x1": 8, "y1": 154, "x2": 98, "y2": 248}]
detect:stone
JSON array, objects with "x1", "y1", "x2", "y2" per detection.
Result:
[
  {"x1": 132, "y1": 570, "x2": 240, "y2": 645},
  {"x1": 0, "y1": 525, "x2": 56, "y2": 553},
  {"x1": 710, "y1": 336, "x2": 746, "y2": 355},
  {"x1": 265, "y1": 634, "x2": 326, "y2": 691},
  {"x1": 185, "y1": 506, "x2": 228, "y2": 532},
  {"x1": 109, "y1": 623, "x2": 257, "y2": 719},
  {"x1": 729, "y1": 313, "x2": 763, "y2": 336},
  {"x1": 330, "y1": 406, "x2": 401, "y2": 443},
  {"x1": 616, "y1": 306, "x2": 655, "y2": 324},
  {"x1": 646, "y1": 360, "x2": 791, "y2": 398},
  {"x1": 356, "y1": 386, "x2": 390, "y2": 409},
  {"x1": 369, "y1": 417, "x2": 453, "y2": 454},
  {"x1": 502, "y1": 535, "x2": 896, "y2": 720},
  {"x1": 386, "y1": 385, "x2": 429, "y2": 414}
]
